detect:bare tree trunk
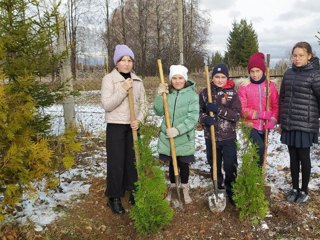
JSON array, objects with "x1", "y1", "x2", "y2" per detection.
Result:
[
  {"x1": 59, "y1": 18, "x2": 76, "y2": 130},
  {"x1": 105, "y1": 0, "x2": 110, "y2": 73},
  {"x1": 177, "y1": 0, "x2": 184, "y2": 65},
  {"x1": 155, "y1": 0, "x2": 162, "y2": 59},
  {"x1": 67, "y1": 0, "x2": 77, "y2": 80},
  {"x1": 138, "y1": 0, "x2": 148, "y2": 77},
  {"x1": 121, "y1": 0, "x2": 126, "y2": 43}
]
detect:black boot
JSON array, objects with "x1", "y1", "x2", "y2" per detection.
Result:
[
  {"x1": 108, "y1": 198, "x2": 125, "y2": 214},
  {"x1": 129, "y1": 191, "x2": 135, "y2": 205}
]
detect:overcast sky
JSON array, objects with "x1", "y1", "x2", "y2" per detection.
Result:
[{"x1": 199, "y1": 0, "x2": 320, "y2": 66}]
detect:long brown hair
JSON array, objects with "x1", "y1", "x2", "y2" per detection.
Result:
[{"x1": 292, "y1": 41, "x2": 313, "y2": 56}]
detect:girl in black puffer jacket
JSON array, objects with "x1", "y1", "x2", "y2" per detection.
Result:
[{"x1": 279, "y1": 41, "x2": 320, "y2": 204}]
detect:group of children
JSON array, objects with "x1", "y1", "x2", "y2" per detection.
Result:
[{"x1": 101, "y1": 42, "x2": 320, "y2": 214}]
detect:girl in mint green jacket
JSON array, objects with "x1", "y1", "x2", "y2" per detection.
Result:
[{"x1": 154, "y1": 65, "x2": 199, "y2": 204}]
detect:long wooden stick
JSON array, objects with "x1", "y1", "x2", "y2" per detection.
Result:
[
  {"x1": 128, "y1": 87, "x2": 140, "y2": 175},
  {"x1": 204, "y1": 66, "x2": 218, "y2": 193},
  {"x1": 157, "y1": 59, "x2": 182, "y2": 206},
  {"x1": 262, "y1": 54, "x2": 271, "y2": 175}
]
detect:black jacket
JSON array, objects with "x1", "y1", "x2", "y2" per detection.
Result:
[
  {"x1": 279, "y1": 57, "x2": 320, "y2": 133},
  {"x1": 199, "y1": 81, "x2": 241, "y2": 141}
]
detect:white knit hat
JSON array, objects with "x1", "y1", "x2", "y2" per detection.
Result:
[{"x1": 169, "y1": 65, "x2": 188, "y2": 82}]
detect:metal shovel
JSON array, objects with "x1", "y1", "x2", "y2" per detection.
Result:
[{"x1": 205, "y1": 66, "x2": 226, "y2": 212}]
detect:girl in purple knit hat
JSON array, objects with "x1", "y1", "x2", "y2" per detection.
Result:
[{"x1": 101, "y1": 44, "x2": 147, "y2": 214}]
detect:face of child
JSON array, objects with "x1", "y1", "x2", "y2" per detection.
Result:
[
  {"x1": 249, "y1": 67, "x2": 264, "y2": 81},
  {"x1": 292, "y1": 47, "x2": 312, "y2": 67},
  {"x1": 171, "y1": 75, "x2": 186, "y2": 90},
  {"x1": 212, "y1": 73, "x2": 227, "y2": 88},
  {"x1": 116, "y1": 56, "x2": 133, "y2": 73}
]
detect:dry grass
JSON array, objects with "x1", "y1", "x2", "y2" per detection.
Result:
[{"x1": 72, "y1": 69, "x2": 282, "y2": 105}]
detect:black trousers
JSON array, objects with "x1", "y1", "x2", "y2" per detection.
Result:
[
  {"x1": 250, "y1": 128, "x2": 265, "y2": 167},
  {"x1": 288, "y1": 146, "x2": 311, "y2": 193},
  {"x1": 106, "y1": 124, "x2": 137, "y2": 198},
  {"x1": 205, "y1": 139, "x2": 238, "y2": 198}
]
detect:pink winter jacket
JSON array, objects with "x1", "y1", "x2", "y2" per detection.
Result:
[{"x1": 238, "y1": 79, "x2": 279, "y2": 131}]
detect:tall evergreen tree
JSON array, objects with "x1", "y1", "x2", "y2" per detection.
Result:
[
  {"x1": 0, "y1": 1, "x2": 80, "y2": 220},
  {"x1": 209, "y1": 51, "x2": 224, "y2": 68},
  {"x1": 0, "y1": 0, "x2": 65, "y2": 133},
  {"x1": 225, "y1": 19, "x2": 259, "y2": 68}
]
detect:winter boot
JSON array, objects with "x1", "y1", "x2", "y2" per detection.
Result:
[
  {"x1": 165, "y1": 183, "x2": 176, "y2": 202},
  {"x1": 107, "y1": 197, "x2": 125, "y2": 214},
  {"x1": 181, "y1": 183, "x2": 192, "y2": 204},
  {"x1": 286, "y1": 189, "x2": 299, "y2": 203},
  {"x1": 295, "y1": 191, "x2": 310, "y2": 204}
]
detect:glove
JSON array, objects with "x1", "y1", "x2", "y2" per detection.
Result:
[
  {"x1": 122, "y1": 79, "x2": 133, "y2": 91},
  {"x1": 204, "y1": 116, "x2": 217, "y2": 126},
  {"x1": 206, "y1": 103, "x2": 219, "y2": 114},
  {"x1": 157, "y1": 83, "x2": 169, "y2": 95},
  {"x1": 258, "y1": 111, "x2": 272, "y2": 120},
  {"x1": 166, "y1": 127, "x2": 179, "y2": 138},
  {"x1": 265, "y1": 121, "x2": 276, "y2": 129}
]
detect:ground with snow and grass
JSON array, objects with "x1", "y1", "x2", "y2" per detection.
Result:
[{"x1": 1, "y1": 95, "x2": 320, "y2": 239}]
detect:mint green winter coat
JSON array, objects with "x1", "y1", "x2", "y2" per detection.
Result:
[{"x1": 154, "y1": 80, "x2": 199, "y2": 157}]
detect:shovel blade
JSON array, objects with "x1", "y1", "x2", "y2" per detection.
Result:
[
  {"x1": 170, "y1": 186, "x2": 184, "y2": 209},
  {"x1": 208, "y1": 190, "x2": 226, "y2": 212}
]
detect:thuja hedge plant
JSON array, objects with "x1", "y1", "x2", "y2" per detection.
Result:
[
  {"x1": 130, "y1": 123, "x2": 173, "y2": 235},
  {"x1": 233, "y1": 122, "x2": 268, "y2": 225},
  {"x1": 0, "y1": 74, "x2": 81, "y2": 221}
]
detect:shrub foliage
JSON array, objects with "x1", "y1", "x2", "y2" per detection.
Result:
[
  {"x1": 130, "y1": 123, "x2": 173, "y2": 234},
  {"x1": 233, "y1": 123, "x2": 268, "y2": 224}
]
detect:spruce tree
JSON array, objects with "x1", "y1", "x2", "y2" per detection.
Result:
[{"x1": 225, "y1": 19, "x2": 259, "y2": 68}]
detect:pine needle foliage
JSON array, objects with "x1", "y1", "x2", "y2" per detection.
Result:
[
  {"x1": 130, "y1": 123, "x2": 173, "y2": 235},
  {"x1": 232, "y1": 122, "x2": 268, "y2": 225}
]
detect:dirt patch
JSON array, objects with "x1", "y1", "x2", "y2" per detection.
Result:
[{"x1": 35, "y1": 178, "x2": 320, "y2": 240}]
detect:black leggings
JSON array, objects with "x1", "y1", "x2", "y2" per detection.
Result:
[
  {"x1": 169, "y1": 161, "x2": 190, "y2": 184},
  {"x1": 288, "y1": 146, "x2": 311, "y2": 193}
]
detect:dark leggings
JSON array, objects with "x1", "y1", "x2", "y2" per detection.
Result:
[
  {"x1": 288, "y1": 146, "x2": 311, "y2": 193},
  {"x1": 169, "y1": 161, "x2": 190, "y2": 184},
  {"x1": 250, "y1": 129, "x2": 265, "y2": 166}
]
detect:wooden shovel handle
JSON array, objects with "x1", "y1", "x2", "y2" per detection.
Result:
[
  {"x1": 128, "y1": 87, "x2": 140, "y2": 164},
  {"x1": 205, "y1": 66, "x2": 218, "y2": 185},
  {"x1": 262, "y1": 54, "x2": 271, "y2": 174},
  {"x1": 157, "y1": 59, "x2": 179, "y2": 177}
]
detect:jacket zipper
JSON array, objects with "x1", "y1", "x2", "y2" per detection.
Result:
[{"x1": 171, "y1": 91, "x2": 179, "y2": 126}]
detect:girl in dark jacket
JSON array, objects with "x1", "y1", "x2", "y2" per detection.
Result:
[
  {"x1": 199, "y1": 64, "x2": 241, "y2": 205},
  {"x1": 279, "y1": 41, "x2": 320, "y2": 204}
]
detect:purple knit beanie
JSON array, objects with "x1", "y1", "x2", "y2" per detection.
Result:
[{"x1": 113, "y1": 44, "x2": 135, "y2": 65}]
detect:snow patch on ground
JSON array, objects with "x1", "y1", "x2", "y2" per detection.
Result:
[{"x1": 2, "y1": 98, "x2": 320, "y2": 231}]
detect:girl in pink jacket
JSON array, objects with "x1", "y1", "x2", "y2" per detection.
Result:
[{"x1": 238, "y1": 52, "x2": 279, "y2": 166}]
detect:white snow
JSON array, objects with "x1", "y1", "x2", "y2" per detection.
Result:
[{"x1": 1, "y1": 91, "x2": 320, "y2": 231}]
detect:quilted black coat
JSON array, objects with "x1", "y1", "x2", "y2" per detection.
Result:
[{"x1": 279, "y1": 57, "x2": 320, "y2": 133}]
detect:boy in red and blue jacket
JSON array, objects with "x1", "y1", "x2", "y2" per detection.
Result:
[{"x1": 199, "y1": 64, "x2": 241, "y2": 205}]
